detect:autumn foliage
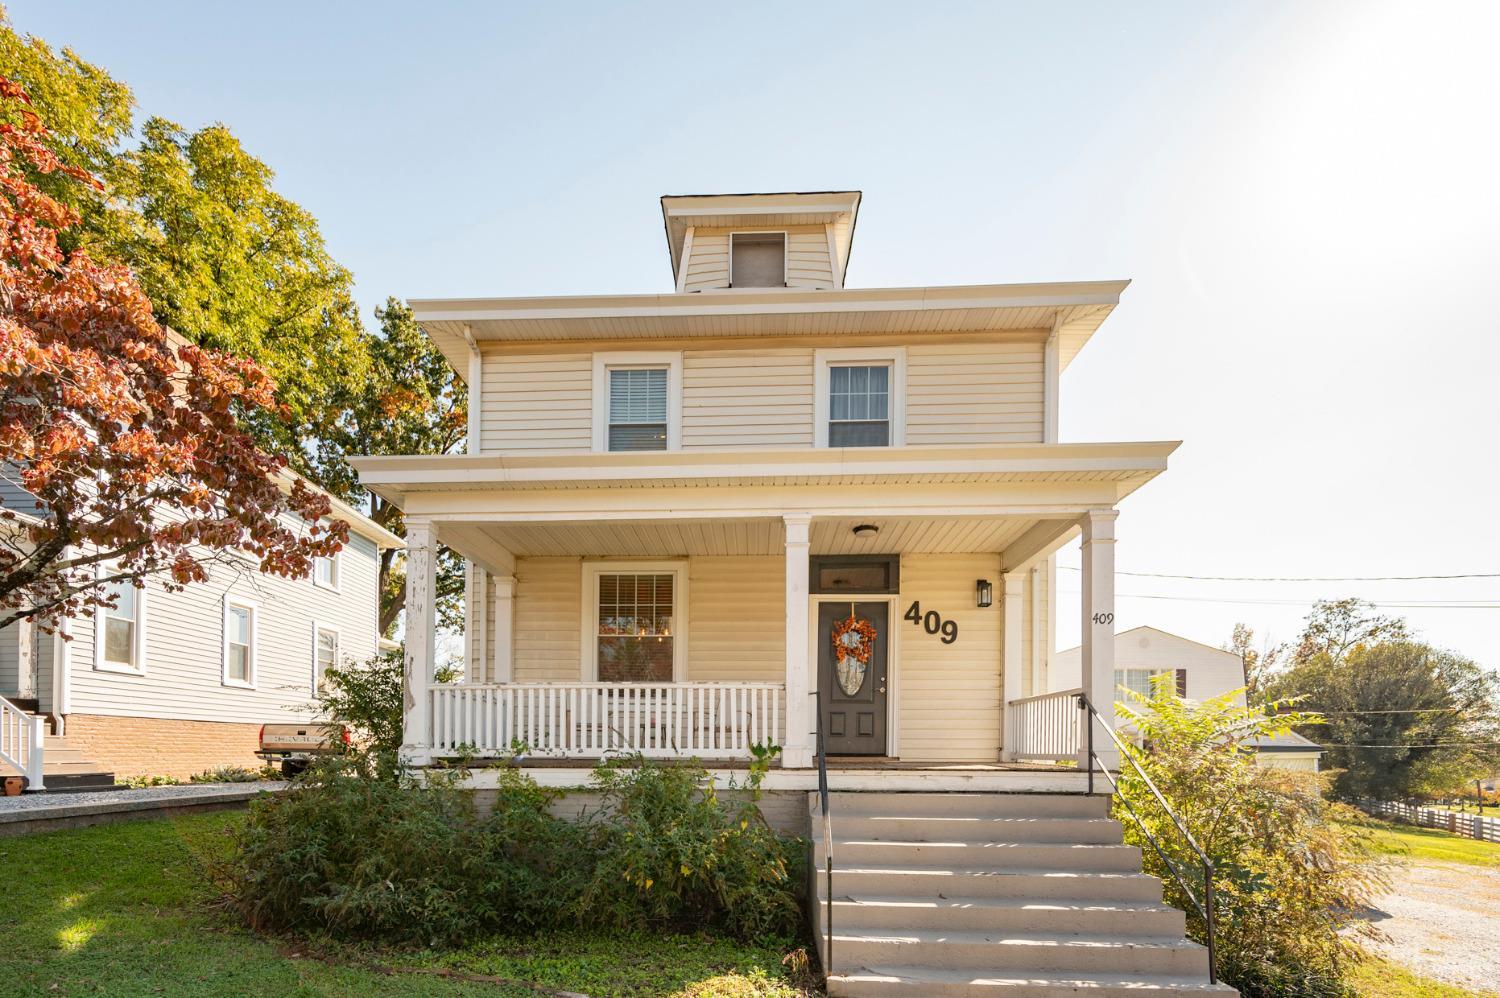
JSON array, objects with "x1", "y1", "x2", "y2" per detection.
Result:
[{"x1": 0, "y1": 75, "x2": 346, "y2": 628}]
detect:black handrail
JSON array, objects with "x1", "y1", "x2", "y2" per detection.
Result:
[
  {"x1": 1075, "y1": 693, "x2": 1219, "y2": 986},
  {"x1": 812, "y1": 688, "x2": 834, "y2": 979}
]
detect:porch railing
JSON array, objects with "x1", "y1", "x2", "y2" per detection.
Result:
[
  {"x1": 1005, "y1": 687, "x2": 1082, "y2": 760},
  {"x1": 430, "y1": 681, "x2": 784, "y2": 759},
  {"x1": 1, "y1": 695, "x2": 44, "y2": 791}
]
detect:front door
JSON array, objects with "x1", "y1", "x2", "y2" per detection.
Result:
[{"x1": 817, "y1": 601, "x2": 889, "y2": 755}]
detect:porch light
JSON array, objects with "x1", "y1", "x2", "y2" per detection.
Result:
[
  {"x1": 852, "y1": 523, "x2": 879, "y2": 536},
  {"x1": 976, "y1": 579, "x2": 994, "y2": 608}
]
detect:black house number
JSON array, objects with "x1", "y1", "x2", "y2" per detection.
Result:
[{"x1": 904, "y1": 602, "x2": 958, "y2": 644}]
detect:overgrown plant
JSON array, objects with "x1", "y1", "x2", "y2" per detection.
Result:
[
  {"x1": 312, "y1": 648, "x2": 405, "y2": 762},
  {"x1": 1115, "y1": 676, "x2": 1389, "y2": 997}
]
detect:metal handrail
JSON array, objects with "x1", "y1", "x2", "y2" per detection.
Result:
[
  {"x1": 1075, "y1": 693, "x2": 1218, "y2": 986},
  {"x1": 812, "y1": 688, "x2": 834, "y2": 979}
]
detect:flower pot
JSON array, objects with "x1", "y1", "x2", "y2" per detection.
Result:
[{"x1": 2, "y1": 775, "x2": 23, "y2": 796}]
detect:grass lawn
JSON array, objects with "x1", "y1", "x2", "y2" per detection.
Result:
[
  {"x1": 1363, "y1": 817, "x2": 1500, "y2": 868},
  {"x1": 1351, "y1": 956, "x2": 1500, "y2": 998},
  {"x1": 0, "y1": 811, "x2": 815, "y2": 997}
]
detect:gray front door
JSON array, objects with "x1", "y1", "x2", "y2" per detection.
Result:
[{"x1": 817, "y1": 601, "x2": 889, "y2": 756}]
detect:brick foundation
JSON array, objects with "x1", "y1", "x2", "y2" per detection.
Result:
[{"x1": 61, "y1": 714, "x2": 266, "y2": 780}]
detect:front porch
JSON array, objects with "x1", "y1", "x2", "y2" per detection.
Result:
[{"x1": 358, "y1": 444, "x2": 1169, "y2": 775}]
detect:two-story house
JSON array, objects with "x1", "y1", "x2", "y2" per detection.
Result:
[{"x1": 353, "y1": 193, "x2": 1227, "y2": 996}]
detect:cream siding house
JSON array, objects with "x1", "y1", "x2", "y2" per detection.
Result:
[{"x1": 1, "y1": 480, "x2": 402, "y2": 784}]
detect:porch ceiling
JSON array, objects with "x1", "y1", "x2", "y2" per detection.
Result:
[{"x1": 442, "y1": 514, "x2": 1059, "y2": 559}]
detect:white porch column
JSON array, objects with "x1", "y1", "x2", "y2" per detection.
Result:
[
  {"x1": 999, "y1": 572, "x2": 1025, "y2": 760},
  {"x1": 402, "y1": 517, "x2": 437, "y2": 762},
  {"x1": 491, "y1": 574, "x2": 516, "y2": 683},
  {"x1": 1079, "y1": 509, "x2": 1119, "y2": 768},
  {"x1": 782, "y1": 513, "x2": 814, "y2": 768}
]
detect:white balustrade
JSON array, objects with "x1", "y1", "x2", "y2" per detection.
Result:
[
  {"x1": 1006, "y1": 688, "x2": 1082, "y2": 761},
  {"x1": 429, "y1": 682, "x2": 784, "y2": 759},
  {"x1": 0, "y1": 695, "x2": 44, "y2": 791}
]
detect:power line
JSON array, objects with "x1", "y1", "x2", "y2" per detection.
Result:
[
  {"x1": 1316, "y1": 743, "x2": 1500, "y2": 749},
  {"x1": 1056, "y1": 589, "x2": 1500, "y2": 610},
  {"x1": 1056, "y1": 566, "x2": 1500, "y2": 583}
]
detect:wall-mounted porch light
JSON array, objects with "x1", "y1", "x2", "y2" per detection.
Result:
[{"x1": 975, "y1": 578, "x2": 994, "y2": 608}]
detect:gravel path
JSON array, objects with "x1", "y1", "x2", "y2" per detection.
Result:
[
  {"x1": 0, "y1": 781, "x2": 286, "y2": 814},
  {"x1": 1364, "y1": 859, "x2": 1500, "y2": 991}
]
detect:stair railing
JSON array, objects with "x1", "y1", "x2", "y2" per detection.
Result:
[
  {"x1": 1075, "y1": 692, "x2": 1218, "y2": 985},
  {"x1": 1, "y1": 694, "x2": 45, "y2": 792},
  {"x1": 812, "y1": 687, "x2": 834, "y2": 979}
]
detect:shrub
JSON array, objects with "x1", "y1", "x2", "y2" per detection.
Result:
[
  {"x1": 1115, "y1": 676, "x2": 1389, "y2": 997},
  {"x1": 313, "y1": 648, "x2": 406, "y2": 760},
  {"x1": 189, "y1": 765, "x2": 279, "y2": 784},
  {"x1": 229, "y1": 751, "x2": 804, "y2": 946}
]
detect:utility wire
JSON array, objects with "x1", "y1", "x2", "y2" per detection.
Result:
[
  {"x1": 1316, "y1": 743, "x2": 1500, "y2": 749},
  {"x1": 1056, "y1": 566, "x2": 1500, "y2": 583},
  {"x1": 1056, "y1": 589, "x2": 1499, "y2": 610}
]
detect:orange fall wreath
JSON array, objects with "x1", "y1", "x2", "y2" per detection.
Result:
[{"x1": 831, "y1": 614, "x2": 878, "y2": 664}]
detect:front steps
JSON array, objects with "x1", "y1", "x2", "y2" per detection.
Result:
[
  {"x1": 812, "y1": 792, "x2": 1235, "y2": 997},
  {"x1": 1, "y1": 713, "x2": 117, "y2": 792}
]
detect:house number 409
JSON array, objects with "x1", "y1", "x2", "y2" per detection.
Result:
[
  {"x1": 904, "y1": 602, "x2": 959, "y2": 644},
  {"x1": 1092, "y1": 612, "x2": 1115, "y2": 625}
]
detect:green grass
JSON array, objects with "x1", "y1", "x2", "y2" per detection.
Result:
[
  {"x1": 1363, "y1": 818, "x2": 1500, "y2": 868},
  {"x1": 0, "y1": 811, "x2": 814, "y2": 997},
  {"x1": 1350, "y1": 956, "x2": 1498, "y2": 998}
]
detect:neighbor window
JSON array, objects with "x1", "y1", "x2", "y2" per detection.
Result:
[
  {"x1": 313, "y1": 624, "x2": 339, "y2": 690},
  {"x1": 313, "y1": 554, "x2": 339, "y2": 590},
  {"x1": 730, "y1": 232, "x2": 785, "y2": 288},
  {"x1": 98, "y1": 579, "x2": 143, "y2": 672},
  {"x1": 828, "y1": 364, "x2": 891, "y2": 447},
  {"x1": 595, "y1": 572, "x2": 676, "y2": 682},
  {"x1": 224, "y1": 600, "x2": 256, "y2": 687},
  {"x1": 607, "y1": 367, "x2": 669, "y2": 451},
  {"x1": 1115, "y1": 669, "x2": 1162, "y2": 699}
]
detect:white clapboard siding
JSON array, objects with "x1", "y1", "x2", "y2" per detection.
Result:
[
  {"x1": 682, "y1": 349, "x2": 815, "y2": 448},
  {"x1": 512, "y1": 557, "x2": 582, "y2": 682},
  {"x1": 479, "y1": 351, "x2": 593, "y2": 453},
  {"x1": 906, "y1": 341, "x2": 1046, "y2": 444},
  {"x1": 63, "y1": 532, "x2": 381, "y2": 725},
  {"x1": 897, "y1": 553, "x2": 1004, "y2": 762}
]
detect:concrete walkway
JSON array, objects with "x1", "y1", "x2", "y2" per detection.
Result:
[{"x1": 0, "y1": 781, "x2": 287, "y2": 836}]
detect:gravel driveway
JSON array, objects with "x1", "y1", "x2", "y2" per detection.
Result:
[{"x1": 1363, "y1": 859, "x2": 1500, "y2": 992}]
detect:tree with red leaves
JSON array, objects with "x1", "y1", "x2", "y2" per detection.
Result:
[{"x1": 0, "y1": 74, "x2": 346, "y2": 629}]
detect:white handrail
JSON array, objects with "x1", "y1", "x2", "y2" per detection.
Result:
[
  {"x1": 430, "y1": 681, "x2": 785, "y2": 759},
  {"x1": 0, "y1": 695, "x2": 44, "y2": 791},
  {"x1": 1006, "y1": 687, "x2": 1082, "y2": 761}
]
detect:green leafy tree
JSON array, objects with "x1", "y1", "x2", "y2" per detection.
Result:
[
  {"x1": 1289, "y1": 597, "x2": 1409, "y2": 666},
  {"x1": 1224, "y1": 622, "x2": 1279, "y2": 701},
  {"x1": 1116, "y1": 678, "x2": 1388, "y2": 996}
]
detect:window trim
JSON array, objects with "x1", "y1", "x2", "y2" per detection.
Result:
[
  {"x1": 728, "y1": 230, "x2": 788, "y2": 289},
  {"x1": 311, "y1": 621, "x2": 341, "y2": 693},
  {"x1": 93, "y1": 574, "x2": 147, "y2": 676},
  {"x1": 814, "y1": 347, "x2": 906, "y2": 448},
  {"x1": 591, "y1": 352, "x2": 683, "y2": 453},
  {"x1": 312, "y1": 552, "x2": 340, "y2": 592},
  {"x1": 579, "y1": 560, "x2": 688, "y2": 682},
  {"x1": 221, "y1": 596, "x2": 258, "y2": 690}
]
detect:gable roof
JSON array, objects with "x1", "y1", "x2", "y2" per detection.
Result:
[{"x1": 1057, "y1": 625, "x2": 1241, "y2": 662}]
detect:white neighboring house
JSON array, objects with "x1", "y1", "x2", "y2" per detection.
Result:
[
  {"x1": 1055, "y1": 625, "x2": 1324, "y2": 772},
  {"x1": 0, "y1": 474, "x2": 402, "y2": 787}
]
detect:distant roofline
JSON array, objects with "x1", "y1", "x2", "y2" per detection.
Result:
[{"x1": 1056, "y1": 625, "x2": 1241, "y2": 661}]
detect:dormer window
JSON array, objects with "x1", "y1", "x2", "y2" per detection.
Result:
[{"x1": 730, "y1": 233, "x2": 785, "y2": 288}]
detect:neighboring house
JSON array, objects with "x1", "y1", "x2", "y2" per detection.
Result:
[
  {"x1": 0, "y1": 475, "x2": 402, "y2": 784},
  {"x1": 1056, "y1": 625, "x2": 1323, "y2": 772}
]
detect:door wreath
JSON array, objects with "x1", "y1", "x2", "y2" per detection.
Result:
[{"x1": 831, "y1": 611, "x2": 878, "y2": 697}]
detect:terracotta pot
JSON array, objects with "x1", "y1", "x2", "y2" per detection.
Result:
[{"x1": 2, "y1": 775, "x2": 23, "y2": 796}]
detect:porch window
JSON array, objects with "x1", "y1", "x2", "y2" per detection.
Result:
[
  {"x1": 596, "y1": 572, "x2": 675, "y2": 682},
  {"x1": 607, "y1": 368, "x2": 668, "y2": 451}
]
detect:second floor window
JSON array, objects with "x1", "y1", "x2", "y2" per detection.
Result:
[
  {"x1": 828, "y1": 364, "x2": 891, "y2": 447},
  {"x1": 608, "y1": 367, "x2": 668, "y2": 451},
  {"x1": 314, "y1": 554, "x2": 339, "y2": 590}
]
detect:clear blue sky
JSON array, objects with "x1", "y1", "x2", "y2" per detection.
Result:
[{"x1": 12, "y1": 1, "x2": 1500, "y2": 666}]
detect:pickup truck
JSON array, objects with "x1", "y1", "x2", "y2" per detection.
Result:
[{"x1": 257, "y1": 722, "x2": 349, "y2": 776}]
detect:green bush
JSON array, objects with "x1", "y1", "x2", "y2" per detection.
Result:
[
  {"x1": 189, "y1": 765, "x2": 279, "y2": 784},
  {"x1": 229, "y1": 752, "x2": 804, "y2": 946},
  {"x1": 1115, "y1": 676, "x2": 1389, "y2": 997}
]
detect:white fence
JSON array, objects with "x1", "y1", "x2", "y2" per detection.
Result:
[
  {"x1": 0, "y1": 695, "x2": 44, "y2": 791},
  {"x1": 1361, "y1": 799, "x2": 1500, "y2": 844},
  {"x1": 431, "y1": 681, "x2": 784, "y2": 760},
  {"x1": 1006, "y1": 688, "x2": 1082, "y2": 761}
]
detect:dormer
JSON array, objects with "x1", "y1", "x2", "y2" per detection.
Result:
[{"x1": 661, "y1": 191, "x2": 861, "y2": 292}]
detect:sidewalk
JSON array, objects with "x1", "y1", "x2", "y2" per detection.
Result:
[{"x1": 0, "y1": 781, "x2": 287, "y2": 836}]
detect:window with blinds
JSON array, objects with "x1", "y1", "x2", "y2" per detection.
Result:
[
  {"x1": 828, "y1": 364, "x2": 891, "y2": 447},
  {"x1": 596, "y1": 572, "x2": 675, "y2": 682},
  {"x1": 607, "y1": 367, "x2": 668, "y2": 451}
]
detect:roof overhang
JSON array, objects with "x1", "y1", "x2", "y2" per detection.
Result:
[
  {"x1": 660, "y1": 191, "x2": 861, "y2": 285},
  {"x1": 412, "y1": 279, "x2": 1128, "y2": 383}
]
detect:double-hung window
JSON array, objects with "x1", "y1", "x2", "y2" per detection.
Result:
[
  {"x1": 586, "y1": 563, "x2": 684, "y2": 682},
  {"x1": 313, "y1": 624, "x2": 340, "y2": 690},
  {"x1": 815, "y1": 348, "x2": 905, "y2": 448},
  {"x1": 313, "y1": 553, "x2": 339, "y2": 590},
  {"x1": 96, "y1": 578, "x2": 145, "y2": 674},
  {"x1": 591, "y1": 353, "x2": 681, "y2": 452},
  {"x1": 223, "y1": 599, "x2": 256, "y2": 688}
]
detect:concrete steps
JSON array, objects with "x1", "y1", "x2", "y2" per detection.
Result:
[
  {"x1": 1, "y1": 711, "x2": 116, "y2": 792},
  {"x1": 812, "y1": 791, "x2": 1234, "y2": 997}
]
